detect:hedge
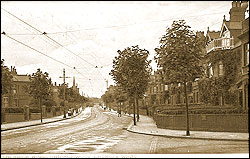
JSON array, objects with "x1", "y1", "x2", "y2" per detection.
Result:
[
  {"x1": 160, "y1": 108, "x2": 248, "y2": 115},
  {"x1": 4, "y1": 107, "x2": 24, "y2": 113},
  {"x1": 30, "y1": 108, "x2": 40, "y2": 113}
]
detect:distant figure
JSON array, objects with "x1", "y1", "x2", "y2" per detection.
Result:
[{"x1": 118, "y1": 109, "x2": 121, "y2": 117}]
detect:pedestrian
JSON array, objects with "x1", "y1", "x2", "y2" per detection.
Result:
[{"x1": 118, "y1": 109, "x2": 121, "y2": 117}]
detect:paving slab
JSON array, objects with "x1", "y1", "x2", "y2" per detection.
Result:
[{"x1": 127, "y1": 115, "x2": 249, "y2": 141}]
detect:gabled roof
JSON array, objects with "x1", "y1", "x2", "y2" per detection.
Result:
[
  {"x1": 206, "y1": 31, "x2": 220, "y2": 41},
  {"x1": 13, "y1": 75, "x2": 30, "y2": 82},
  {"x1": 220, "y1": 20, "x2": 242, "y2": 37}
]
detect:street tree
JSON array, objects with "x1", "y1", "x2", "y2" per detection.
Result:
[
  {"x1": 1, "y1": 59, "x2": 13, "y2": 95},
  {"x1": 28, "y1": 68, "x2": 53, "y2": 122},
  {"x1": 110, "y1": 45, "x2": 152, "y2": 125},
  {"x1": 101, "y1": 90, "x2": 115, "y2": 110},
  {"x1": 154, "y1": 20, "x2": 204, "y2": 136},
  {"x1": 114, "y1": 85, "x2": 127, "y2": 117}
]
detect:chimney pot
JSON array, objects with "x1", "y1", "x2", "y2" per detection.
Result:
[
  {"x1": 232, "y1": 1, "x2": 237, "y2": 7},
  {"x1": 236, "y1": 1, "x2": 241, "y2": 7}
]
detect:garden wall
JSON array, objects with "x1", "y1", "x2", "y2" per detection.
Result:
[{"x1": 154, "y1": 114, "x2": 249, "y2": 133}]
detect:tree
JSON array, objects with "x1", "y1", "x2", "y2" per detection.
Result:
[
  {"x1": 110, "y1": 45, "x2": 152, "y2": 125},
  {"x1": 101, "y1": 89, "x2": 115, "y2": 110},
  {"x1": 28, "y1": 68, "x2": 53, "y2": 122},
  {"x1": 154, "y1": 20, "x2": 204, "y2": 136},
  {"x1": 114, "y1": 85, "x2": 127, "y2": 117},
  {"x1": 1, "y1": 59, "x2": 13, "y2": 95}
]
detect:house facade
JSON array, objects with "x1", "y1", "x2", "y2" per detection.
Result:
[
  {"x1": 145, "y1": 1, "x2": 248, "y2": 112},
  {"x1": 202, "y1": 1, "x2": 248, "y2": 107},
  {"x1": 237, "y1": 16, "x2": 249, "y2": 110},
  {"x1": 9, "y1": 66, "x2": 32, "y2": 108}
]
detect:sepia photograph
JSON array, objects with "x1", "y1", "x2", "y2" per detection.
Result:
[{"x1": 1, "y1": 1, "x2": 249, "y2": 158}]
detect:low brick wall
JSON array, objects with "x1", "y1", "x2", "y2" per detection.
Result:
[
  {"x1": 46, "y1": 112, "x2": 53, "y2": 118},
  {"x1": 56, "y1": 111, "x2": 62, "y2": 116},
  {"x1": 154, "y1": 114, "x2": 249, "y2": 133},
  {"x1": 30, "y1": 113, "x2": 41, "y2": 120},
  {"x1": 2, "y1": 109, "x2": 64, "y2": 123},
  {"x1": 4, "y1": 113, "x2": 25, "y2": 123}
]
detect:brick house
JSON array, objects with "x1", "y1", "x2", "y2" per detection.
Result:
[
  {"x1": 202, "y1": 1, "x2": 248, "y2": 106},
  {"x1": 52, "y1": 82, "x2": 61, "y2": 106},
  {"x1": 237, "y1": 16, "x2": 249, "y2": 110},
  {"x1": 9, "y1": 66, "x2": 32, "y2": 108},
  {"x1": 145, "y1": 1, "x2": 248, "y2": 111}
]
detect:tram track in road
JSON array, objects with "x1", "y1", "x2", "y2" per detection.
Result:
[
  {"x1": 149, "y1": 136, "x2": 158, "y2": 153},
  {"x1": 1, "y1": 107, "x2": 95, "y2": 140},
  {"x1": 1, "y1": 106, "x2": 132, "y2": 154}
]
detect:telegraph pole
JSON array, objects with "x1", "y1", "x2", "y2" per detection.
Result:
[
  {"x1": 106, "y1": 79, "x2": 108, "y2": 89},
  {"x1": 59, "y1": 68, "x2": 70, "y2": 118}
]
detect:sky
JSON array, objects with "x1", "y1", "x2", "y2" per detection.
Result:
[{"x1": 1, "y1": 1, "x2": 248, "y2": 98}]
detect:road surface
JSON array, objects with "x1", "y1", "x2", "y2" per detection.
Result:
[{"x1": 1, "y1": 106, "x2": 249, "y2": 155}]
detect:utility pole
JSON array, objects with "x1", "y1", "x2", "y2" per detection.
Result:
[
  {"x1": 106, "y1": 80, "x2": 108, "y2": 90},
  {"x1": 59, "y1": 68, "x2": 70, "y2": 118}
]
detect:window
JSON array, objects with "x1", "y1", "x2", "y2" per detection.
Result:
[
  {"x1": 193, "y1": 93, "x2": 196, "y2": 103},
  {"x1": 14, "y1": 99, "x2": 18, "y2": 107},
  {"x1": 196, "y1": 92, "x2": 199, "y2": 103},
  {"x1": 161, "y1": 84, "x2": 164, "y2": 92},
  {"x1": 3, "y1": 97, "x2": 9, "y2": 107},
  {"x1": 153, "y1": 87, "x2": 157, "y2": 93},
  {"x1": 244, "y1": 43, "x2": 249, "y2": 65},
  {"x1": 208, "y1": 63, "x2": 213, "y2": 78},
  {"x1": 209, "y1": 66, "x2": 213, "y2": 78},
  {"x1": 219, "y1": 64, "x2": 224, "y2": 76},
  {"x1": 165, "y1": 85, "x2": 168, "y2": 91}
]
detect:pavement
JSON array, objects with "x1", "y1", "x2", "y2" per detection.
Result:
[
  {"x1": 126, "y1": 115, "x2": 249, "y2": 142},
  {"x1": 1, "y1": 109, "x2": 83, "y2": 131}
]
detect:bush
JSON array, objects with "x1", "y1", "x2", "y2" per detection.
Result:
[
  {"x1": 46, "y1": 107, "x2": 51, "y2": 112},
  {"x1": 160, "y1": 107, "x2": 248, "y2": 115},
  {"x1": 30, "y1": 108, "x2": 40, "y2": 113},
  {"x1": 55, "y1": 107, "x2": 60, "y2": 112},
  {"x1": 4, "y1": 107, "x2": 24, "y2": 113}
]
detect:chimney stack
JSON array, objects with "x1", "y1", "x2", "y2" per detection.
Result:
[{"x1": 229, "y1": 1, "x2": 247, "y2": 22}]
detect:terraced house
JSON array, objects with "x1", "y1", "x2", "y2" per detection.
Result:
[
  {"x1": 146, "y1": 1, "x2": 249, "y2": 114},
  {"x1": 201, "y1": 1, "x2": 248, "y2": 108}
]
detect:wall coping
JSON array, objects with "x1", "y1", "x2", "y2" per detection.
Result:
[{"x1": 157, "y1": 114, "x2": 249, "y2": 117}]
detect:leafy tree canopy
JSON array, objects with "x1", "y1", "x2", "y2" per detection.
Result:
[
  {"x1": 154, "y1": 20, "x2": 204, "y2": 84},
  {"x1": 28, "y1": 68, "x2": 53, "y2": 100},
  {"x1": 110, "y1": 45, "x2": 152, "y2": 98},
  {"x1": 1, "y1": 59, "x2": 13, "y2": 95}
]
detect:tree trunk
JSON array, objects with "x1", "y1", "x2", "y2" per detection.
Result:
[
  {"x1": 63, "y1": 101, "x2": 66, "y2": 118},
  {"x1": 144, "y1": 99, "x2": 149, "y2": 116},
  {"x1": 120, "y1": 102, "x2": 122, "y2": 117},
  {"x1": 136, "y1": 98, "x2": 139, "y2": 122},
  {"x1": 40, "y1": 96, "x2": 43, "y2": 123},
  {"x1": 133, "y1": 97, "x2": 136, "y2": 125},
  {"x1": 184, "y1": 81, "x2": 190, "y2": 136}
]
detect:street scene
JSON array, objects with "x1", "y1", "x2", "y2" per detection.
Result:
[{"x1": 1, "y1": 1, "x2": 249, "y2": 158}]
